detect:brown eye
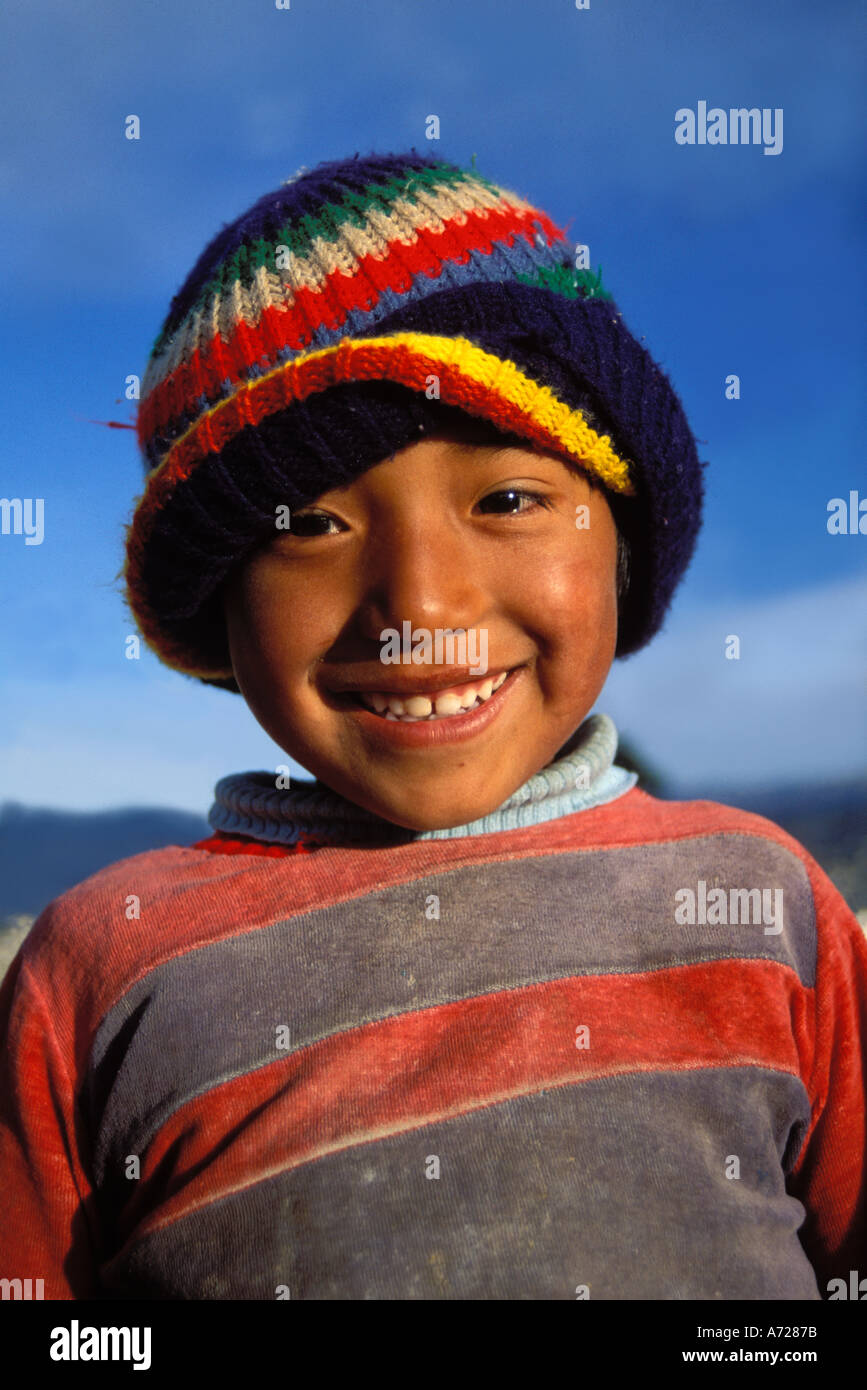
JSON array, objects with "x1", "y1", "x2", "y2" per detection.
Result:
[
  {"x1": 477, "y1": 489, "x2": 553, "y2": 515},
  {"x1": 289, "y1": 510, "x2": 339, "y2": 536}
]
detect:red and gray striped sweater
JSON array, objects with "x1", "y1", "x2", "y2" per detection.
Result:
[{"x1": 1, "y1": 717, "x2": 865, "y2": 1299}]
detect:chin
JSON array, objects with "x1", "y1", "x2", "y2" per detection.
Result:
[{"x1": 372, "y1": 788, "x2": 508, "y2": 834}]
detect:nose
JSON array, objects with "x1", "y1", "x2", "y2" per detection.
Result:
[{"x1": 355, "y1": 512, "x2": 490, "y2": 646}]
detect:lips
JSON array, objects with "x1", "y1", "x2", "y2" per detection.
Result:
[{"x1": 340, "y1": 664, "x2": 524, "y2": 746}]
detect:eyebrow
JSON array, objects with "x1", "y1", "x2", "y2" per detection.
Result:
[{"x1": 440, "y1": 439, "x2": 539, "y2": 463}]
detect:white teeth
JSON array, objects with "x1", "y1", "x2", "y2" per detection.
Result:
[
  {"x1": 404, "y1": 695, "x2": 433, "y2": 717},
  {"x1": 356, "y1": 670, "x2": 511, "y2": 721},
  {"x1": 434, "y1": 692, "x2": 463, "y2": 716}
]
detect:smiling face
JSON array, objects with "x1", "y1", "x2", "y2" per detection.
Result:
[{"x1": 222, "y1": 429, "x2": 620, "y2": 831}]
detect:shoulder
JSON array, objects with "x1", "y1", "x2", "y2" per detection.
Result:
[
  {"x1": 613, "y1": 785, "x2": 865, "y2": 962},
  {"x1": 610, "y1": 784, "x2": 819, "y2": 874},
  {"x1": 606, "y1": 786, "x2": 825, "y2": 960},
  {"x1": 8, "y1": 842, "x2": 264, "y2": 1045},
  {"x1": 21, "y1": 843, "x2": 213, "y2": 960}
]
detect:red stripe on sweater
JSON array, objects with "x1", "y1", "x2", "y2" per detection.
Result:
[
  {"x1": 15, "y1": 789, "x2": 829, "y2": 1074},
  {"x1": 191, "y1": 830, "x2": 322, "y2": 856},
  {"x1": 785, "y1": 858, "x2": 867, "y2": 1275},
  {"x1": 5, "y1": 789, "x2": 865, "y2": 1292},
  {"x1": 112, "y1": 956, "x2": 811, "y2": 1249}
]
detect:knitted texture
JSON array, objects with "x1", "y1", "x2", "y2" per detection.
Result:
[
  {"x1": 200, "y1": 713, "x2": 636, "y2": 850},
  {"x1": 123, "y1": 149, "x2": 705, "y2": 689},
  {"x1": 3, "y1": 765, "x2": 865, "y2": 1297}
]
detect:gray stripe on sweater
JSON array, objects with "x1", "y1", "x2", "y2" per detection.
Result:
[
  {"x1": 97, "y1": 1066, "x2": 818, "y2": 1301},
  {"x1": 86, "y1": 833, "x2": 815, "y2": 1193}
]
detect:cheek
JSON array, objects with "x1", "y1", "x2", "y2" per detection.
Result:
[
  {"x1": 508, "y1": 534, "x2": 617, "y2": 650},
  {"x1": 224, "y1": 564, "x2": 307, "y2": 679}
]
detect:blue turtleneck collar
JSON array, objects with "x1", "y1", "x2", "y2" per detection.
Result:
[{"x1": 207, "y1": 712, "x2": 637, "y2": 848}]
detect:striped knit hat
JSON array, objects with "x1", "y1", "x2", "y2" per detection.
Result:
[{"x1": 124, "y1": 149, "x2": 704, "y2": 692}]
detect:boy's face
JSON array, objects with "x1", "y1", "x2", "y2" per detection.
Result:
[{"x1": 222, "y1": 432, "x2": 619, "y2": 831}]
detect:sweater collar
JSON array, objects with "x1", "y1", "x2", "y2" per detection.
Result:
[{"x1": 207, "y1": 712, "x2": 637, "y2": 849}]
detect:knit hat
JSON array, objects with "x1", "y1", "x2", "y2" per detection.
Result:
[{"x1": 123, "y1": 149, "x2": 704, "y2": 693}]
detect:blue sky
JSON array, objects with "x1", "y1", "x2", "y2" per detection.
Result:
[{"x1": 1, "y1": 0, "x2": 864, "y2": 812}]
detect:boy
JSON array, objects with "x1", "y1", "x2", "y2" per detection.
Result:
[{"x1": 1, "y1": 149, "x2": 864, "y2": 1300}]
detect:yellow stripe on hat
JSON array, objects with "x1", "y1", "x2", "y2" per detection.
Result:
[
  {"x1": 126, "y1": 328, "x2": 636, "y2": 682},
  {"x1": 362, "y1": 331, "x2": 635, "y2": 494}
]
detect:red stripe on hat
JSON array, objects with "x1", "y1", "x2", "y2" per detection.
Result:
[
  {"x1": 123, "y1": 335, "x2": 574, "y2": 671},
  {"x1": 137, "y1": 200, "x2": 566, "y2": 451}
]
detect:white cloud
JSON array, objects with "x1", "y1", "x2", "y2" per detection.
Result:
[
  {"x1": 603, "y1": 573, "x2": 867, "y2": 793},
  {"x1": 0, "y1": 672, "x2": 310, "y2": 814}
]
